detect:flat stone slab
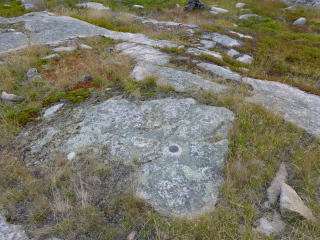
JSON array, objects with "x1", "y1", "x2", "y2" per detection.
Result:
[
  {"x1": 197, "y1": 62, "x2": 242, "y2": 81},
  {"x1": 187, "y1": 48, "x2": 222, "y2": 59},
  {"x1": 0, "y1": 215, "x2": 28, "y2": 240},
  {"x1": 62, "y1": 98, "x2": 235, "y2": 217},
  {"x1": 131, "y1": 63, "x2": 228, "y2": 93},
  {"x1": 202, "y1": 32, "x2": 241, "y2": 47},
  {"x1": 243, "y1": 78, "x2": 320, "y2": 137},
  {"x1": 0, "y1": 32, "x2": 29, "y2": 54}
]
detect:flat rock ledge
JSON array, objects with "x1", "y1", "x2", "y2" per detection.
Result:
[{"x1": 59, "y1": 98, "x2": 235, "y2": 217}]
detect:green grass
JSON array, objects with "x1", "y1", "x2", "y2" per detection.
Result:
[{"x1": 0, "y1": 1, "x2": 31, "y2": 17}]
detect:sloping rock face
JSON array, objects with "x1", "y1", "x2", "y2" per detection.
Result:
[
  {"x1": 242, "y1": 78, "x2": 320, "y2": 137},
  {"x1": 21, "y1": 98, "x2": 235, "y2": 218}
]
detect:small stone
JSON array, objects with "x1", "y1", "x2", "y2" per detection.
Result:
[
  {"x1": 132, "y1": 5, "x2": 144, "y2": 9},
  {"x1": 236, "y1": 54, "x2": 253, "y2": 64},
  {"x1": 67, "y1": 152, "x2": 77, "y2": 160},
  {"x1": 293, "y1": 17, "x2": 306, "y2": 27},
  {"x1": 239, "y1": 14, "x2": 262, "y2": 20},
  {"x1": 211, "y1": 6, "x2": 228, "y2": 13},
  {"x1": 280, "y1": 183, "x2": 315, "y2": 221},
  {"x1": 41, "y1": 53, "x2": 60, "y2": 60},
  {"x1": 255, "y1": 210, "x2": 285, "y2": 236},
  {"x1": 267, "y1": 162, "x2": 287, "y2": 205},
  {"x1": 1, "y1": 92, "x2": 23, "y2": 102},
  {"x1": 209, "y1": 10, "x2": 219, "y2": 15},
  {"x1": 27, "y1": 68, "x2": 38, "y2": 78},
  {"x1": 127, "y1": 231, "x2": 136, "y2": 240},
  {"x1": 236, "y1": 3, "x2": 246, "y2": 8},
  {"x1": 53, "y1": 46, "x2": 76, "y2": 52},
  {"x1": 4, "y1": 4, "x2": 12, "y2": 7},
  {"x1": 79, "y1": 44, "x2": 93, "y2": 50},
  {"x1": 105, "y1": 88, "x2": 112, "y2": 91},
  {"x1": 227, "y1": 49, "x2": 240, "y2": 58},
  {"x1": 284, "y1": 6, "x2": 296, "y2": 11},
  {"x1": 83, "y1": 76, "x2": 93, "y2": 83}
]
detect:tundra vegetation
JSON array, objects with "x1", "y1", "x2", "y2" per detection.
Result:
[{"x1": 0, "y1": 0, "x2": 320, "y2": 239}]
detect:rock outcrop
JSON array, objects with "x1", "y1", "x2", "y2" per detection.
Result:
[{"x1": 184, "y1": 0, "x2": 205, "y2": 11}]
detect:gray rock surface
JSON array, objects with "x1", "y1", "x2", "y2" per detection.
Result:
[
  {"x1": 280, "y1": 183, "x2": 315, "y2": 221},
  {"x1": 211, "y1": 6, "x2": 228, "y2": 13},
  {"x1": 242, "y1": 77, "x2": 320, "y2": 137},
  {"x1": 1, "y1": 92, "x2": 23, "y2": 102},
  {"x1": 200, "y1": 40, "x2": 216, "y2": 49},
  {"x1": 187, "y1": 48, "x2": 222, "y2": 59},
  {"x1": 116, "y1": 42, "x2": 170, "y2": 65},
  {"x1": 59, "y1": 98, "x2": 235, "y2": 217},
  {"x1": 24, "y1": 4, "x2": 38, "y2": 11},
  {"x1": 202, "y1": 32, "x2": 241, "y2": 47},
  {"x1": 43, "y1": 104, "x2": 64, "y2": 120},
  {"x1": 255, "y1": 211, "x2": 285, "y2": 236},
  {"x1": 132, "y1": 5, "x2": 144, "y2": 9},
  {"x1": 292, "y1": 17, "x2": 306, "y2": 26},
  {"x1": 0, "y1": 12, "x2": 176, "y2": 54},
  {"x1": 197, "y1": 62, "x2": 242, "y2": 81},
  {"x1": 26, "y1": 68, "x2": 38, "y2": 78},
  {"x1": 0, "y1": 215, "x2": 29, "y2": 240},
  {"x1": 228, "y1": 30, "x2": 253, "y2": 39},
  {"x1": 21, "y1": 0, "x2": 43, "y2": 3},
  {"x1": 131, "y1": 63, "x2": 228, "y2": 93},
  {"x1": 227, "y1": 49, "x2": 240, "y2": 58},
  {"x1": 184, "y1": 0, "x2": 205, "y2": 11},
  {"x1": 53, "y1": 46, "x2": 76, "y2": 52},
  {"x1": 267, "y1": 163, "x2": 288, "y2": 205},
  {"x1": 239, "y1": 14, "x2": 262, "y2": 20},
  {"x1": 41, "y1": 53, "x2": 60, "y2": 60},
  {"x1": 76, "y1": 2, "x2": 110, "y2": 10},
  {"x1": 236, "y1": 54, "x2": 253, "y2": 64},
  {"x1": 236, "y1": 3, "x2": 246, "y2": 8}
]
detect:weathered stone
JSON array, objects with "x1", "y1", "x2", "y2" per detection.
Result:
[
  {"x1": 267, "y1": 162, "x2": 288, "y2": 205},
  {"x1": 228, "y1": 30, "x2": 253, "y2": 39},
  {"x1": 53, "y1": 46, "x2": 76, "y2": 52},
  {"x1": 115, "y1": 42, "x2": 170, "y2": 65},
  {"x1": 239, "y1": 14, "x2": 262, "y2": 20},
  {"x1": 242, "y1": 77, "x2": 320, "y2": 137},
  {"x1": 59, "y1": 98, "x2": 235, "y2": 217},
  {"x1": 184, "y1": 0, "x2": 205, "y2": 11},
  {"x1": 131, "y1": 63, "x2": 228, "y2": 93},
  {"x1": 0, "y1": 215, "x2": 29, "y2": 240},
  {"x1": 1, "y1": 92, "x2": 23, "y2": 102},
  {"x1": 280, "y1": 183, "x2": 315, "y2": 221},
  {"x1": 284, "y1": 6, "x2": 296, "y2": 11},
  {"x1": 132, "y1": 5, "x2": 144, "y2": 9},
  {"x1": 211, "y1": 6, "x2": 228, "y2": 13},
  {"x1": 200, "y1": 40, "x2": 216, "y2": 49},
  {"x1": 43, "y1": 103, "x2": 64, "y2": 120},
  {"x1": 24, "y1": 4, "x2": 38, "y2": 11},
  {"x1": 293, "y1": 17, "x2": 306, "y2": 26},
  {"x1": 202, "y1": 32, "x2": 241, "y2": 47},
  {"x1": 227, "y1": 49, "x2": 240, "y2": 58},
  {"x1": 76, "y1": 2, "x2": 110, "y2": 11},
  {"x1": 79, "y1": 44, "x2": 93, "y2": 50},
  {"x1": 236, "y1": 3, "x2": 246, "y2": 8},
  {"x1": 26, "y1": 68, "x2": 38, "y2": 78},
  {"x1": 197, "y1": 62, "x2": 242, "y2": 81},
  {"x1": 187, "y1": 48, "x2": 222, "y2": 59},
  {"x1": 255, "y1": 210, "x2": 285, "y2": 236},
  {"x1": 41, "y1": 53, "x2": 60, "y2": 60},
  {"x1": 236, "y1": 54, "x2": 253, "y2": 64}
]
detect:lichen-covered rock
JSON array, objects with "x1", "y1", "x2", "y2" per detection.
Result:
[
  {"x1": 267, "y1": 162, "x2": 288, "y2": 205},
  {"x1": 255, "y1": 210, "x2": 285, "y2": 236},
  {"x1": 43, "y1": 104, "x2": 64, "y2": 120},
  {"x1": 0, "y1": 215, "x2": 29, "y2": 240},
  {"x1": 202, "y1": 32, "x2": 241, "y2": 47},
  {"x1": 280, "y1": 183, "x2": 315, "y2": 221}
]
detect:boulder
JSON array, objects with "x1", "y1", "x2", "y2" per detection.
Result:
[
  {"x1": 280, "y1": 183, "x2": 315, "y2": 221},
  {"x1": 293, "y1": 17, "x2": 306, "y2": 27},
  {"x1": 1, "y1": 92, "x2": 23, "y2": 102},
  {"x1": 184, "y1": 0, "x2": 205, "y2": 11}
]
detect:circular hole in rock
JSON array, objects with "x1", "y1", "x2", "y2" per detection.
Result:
[{"x1": 169, "y1": 145, "x2": 179, "y2": 153}]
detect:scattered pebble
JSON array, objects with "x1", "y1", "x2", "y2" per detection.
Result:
[{"x1": 67, "y1": 152, "x2": 77, "y2": 160}]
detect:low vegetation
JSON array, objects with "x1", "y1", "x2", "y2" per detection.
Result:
[{"x1": 0, "y1": 0, "x2": 320, "y2": 239}]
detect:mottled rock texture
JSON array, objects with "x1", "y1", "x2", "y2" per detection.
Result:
[
  {"x1": 0, "y1": 215, "x2": 28, "y2": 240},
  {"x1": 255, "y1": 211, "x2": 285, "y2": 236}
]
